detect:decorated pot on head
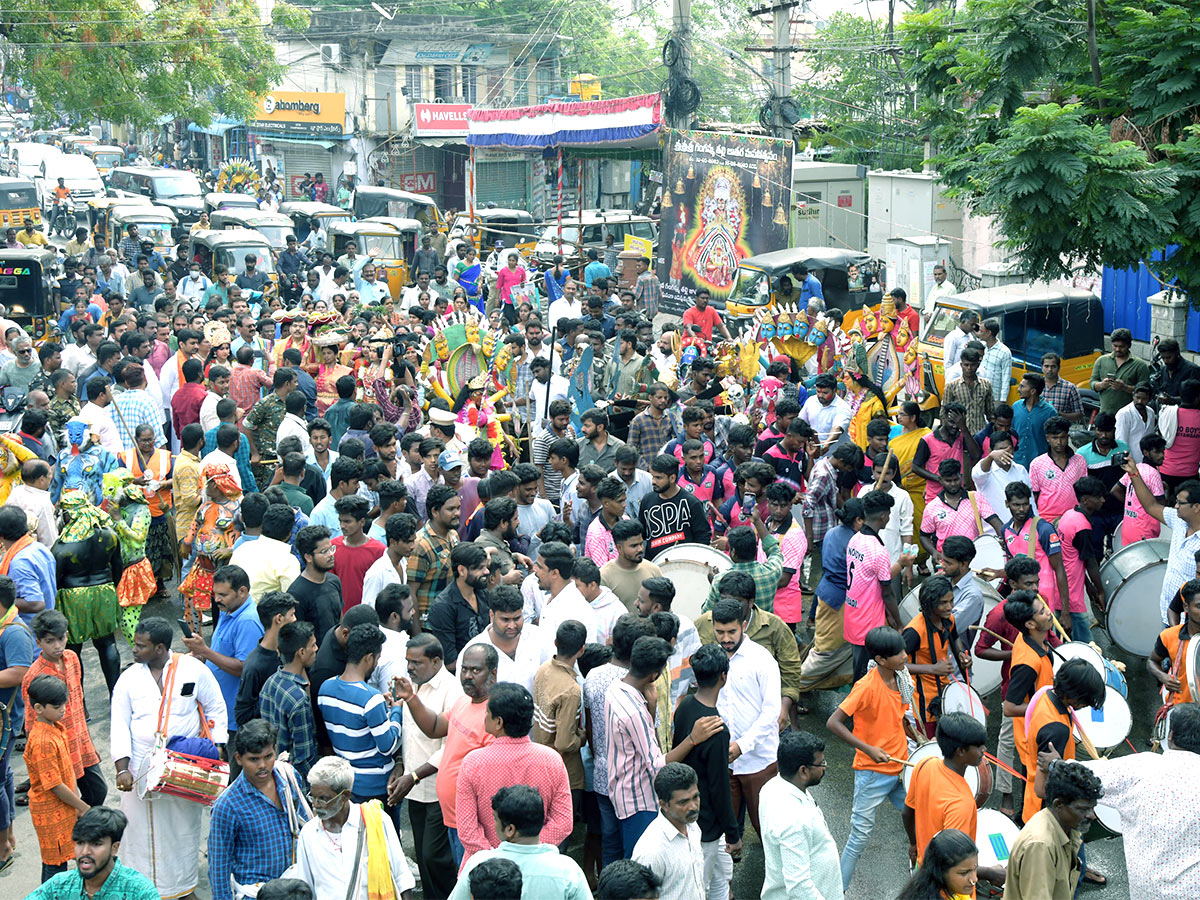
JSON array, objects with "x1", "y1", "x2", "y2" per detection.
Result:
[{"x1": 204, "y1": 320, "x2": 232, "y2": 349}]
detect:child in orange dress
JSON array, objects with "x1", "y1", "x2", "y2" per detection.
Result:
[{"x1": 25, "y1": 674, "x2": 90, "y2": 883}]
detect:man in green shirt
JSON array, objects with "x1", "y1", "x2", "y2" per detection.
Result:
[
  {"x1": 32, "y1": 807, "x2": 159, "y2": 900},
  {"x1": 1090, "y1": 326, "x2": 1150, "y2": 414},
  {"x1": 279, "y1": 451, "x2": 315, "y2": 514}
]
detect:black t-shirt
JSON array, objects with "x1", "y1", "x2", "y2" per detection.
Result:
[
  {"x1": 672, "y1": 695, "x2": 737, "y2": 843},
  {"x1": 639, "y1": 489, "x2": 712, "y2": 560},
  {"x1": 308, "y1": 625, "x2": 349, "y2": 749},
  {"x1": 288, "y1": 573, "x2": 343, "y2": 643},
  {"x1": 233, "y1": 643, "x2": 282, "y2": 727}
]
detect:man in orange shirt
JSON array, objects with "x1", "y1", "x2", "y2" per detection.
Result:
[
  {"x1": 902, "y1": 575, "x2": 971, "y2": 737},
  {"x1": 1149, "y1": 577, "x2": 1200, "y2": 707},
  {"x1": 826, "y1": 626, "x2": 918, "y2": 890},
  {"x1": 903, "y1": 712, "x2": 1006, "y2": 886},
  {"x1": 680, "y1": 289, "x2": 730, "y2": 343},
  {"x1": 1001, "y1": 591, "x2": 1056, "y2": 800}
]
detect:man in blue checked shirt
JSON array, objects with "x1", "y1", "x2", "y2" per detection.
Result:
[
  {"x1": 317, "y1": 623, "x2": 404, "y2": 814},
  {"x1": 207, "y1": 719, "x2": 311, "y2": 900}
]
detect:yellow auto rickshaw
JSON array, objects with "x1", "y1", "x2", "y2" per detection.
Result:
[
  {"x1": 279, "y1": 201, "x2": 351, "y2": 248},
  {"x1": 328, "y1": 220, "x2": 414, "y2": 298},
  {"x1": 0, "y1": 248, "x2": 57, "y2": 340},
  {"x1": 0, "y1": 177, "x2": 43, "y2": 231},
  {"x1": 352, "y1": 186, "x2": 445, "y2": 234},
  {"x1": 83, "y1": 144, "x2": 125, "y2": 178},
  {"x1": 917, "y1": 284, "x2": 1104, "y2": 407},
  {"x1": 210, "y1": 209, "x2": 295, "y2": 251},
  {"x1": 187, "y1": 228, "x2": 277, "y2": 286},
  {"x1": 108, "y1": 205, "x2": 178, "y2": 259}
]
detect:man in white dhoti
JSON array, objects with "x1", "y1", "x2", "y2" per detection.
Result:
[
  {"x1": 111, "y1": 616, "x2": 228, "y2": 900},
  {"x1": 289, "y1": 756, "x2": 415, "y2": 900}
]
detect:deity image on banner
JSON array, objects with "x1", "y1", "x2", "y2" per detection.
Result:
[{"x1": 681, "y1": 165, "x2": 750, "y2": 295}]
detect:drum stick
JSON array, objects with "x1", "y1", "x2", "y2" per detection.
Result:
[
  {"x1": 1073, "y1": 719, "x2": 1102, "y2": 761},
  {"x1": 1049, "y1": 612, "x2": 1072, "y2": 645},
  {"x1": 982, "y1": 752, "x2": 1027, "y2": 783},
  {"x1": 888, "y1": 756, "x2": 917, "y2": 768},
  {"x1": 970, "y1": 624, "x2": 1013, "y2": 647}
]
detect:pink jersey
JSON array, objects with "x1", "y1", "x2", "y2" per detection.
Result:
[
  {"x1": 1002, "y1": 517, "x2": 1063, "y2": 611},
  {"x1": 844, "y1": 530, "x2": 892, "y2": 645},
  {"x1": 1120, "y1": 464, "x2": 1163, "y2": 543},
  {"x1": 1163, "y1": 408, "x2": 1200, "y2": 477},
  {"x1": 920, "y1": 491, "x2": 995, "y2": 552},
  {"x1": 1029, "y1": 453, "x2": 1088, "y2": 520},
  {"x1": 766, "y1": 522, "x2": 808, "y2": 624},
  {"x1": 1053, "y1": 509, "x2": 1092, "y2": 614},
  {"x1": 678, "y1": 466, "x2": 719, "y2": 504},
  {"x1": 921, "y1": 432, "x2": 965, "y2": 501}
]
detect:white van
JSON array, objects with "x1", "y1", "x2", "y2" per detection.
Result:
[
  {"x1": 6, "y1": 142, "x2": 62, "y2": 180},
  {"x1": 35, "y1": 154, "x2": 105, "y2": 213}
]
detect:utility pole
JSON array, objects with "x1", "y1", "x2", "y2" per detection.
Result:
[
  {"x1": 667, "y1": 0, "x2": 693, "y2": 130},
  {"x1": 747, "y1": 1, "x2": 799, "y2": 139}
]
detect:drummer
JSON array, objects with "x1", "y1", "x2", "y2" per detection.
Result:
[
  {"x1": 1000, "y1": 481, "x2": 1069, "y2": 616},
  {"x1": 1001, "y1": 590, "x2": 1057, "y2": 816},
  {"x1": 1148, "y1": 577, "x2": 1200, "y2": 706},
  {"x1": 1055, "y1": 477, "x2": 1109, "y2": 642},
  {"x1": 902, "y1": 575, "x2": 972, "y2": 737},
  {"x1": 939, "y1": 536, "x2": 985, "y2": 641},
  {"x1": 1029, "y1": 416, "x2": 1087, "y2": 520},
  {"x1": 1165, "y1": 549, "x2": 1200, "y2": 626},
  {"x1": 919, "y1": 459, "x2": 1004, "y2": 562}
]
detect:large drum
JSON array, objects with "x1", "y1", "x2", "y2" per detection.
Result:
[
  {"x1": 1054, "y1": 642, "x2": 1129, "y2": 698},
  {"x1": 942, "y1": 680, "x2": 988, "y2": 728},
  {"x1": 899, "y1": 577, "x2": 1004, "y2": 696},
  {"x1": 973, "y1": 533, "x2": 1006, "y2": 586},
  {"x1": 1074, "y1": 686, "x2": 1133, "y2": 751},
  {"x1": 976, "y1": 808, "x2": 1020, "y2": 869},
  {"x1": 903, "y1": 741, "x2": 980, "y2": 797},
  {"x1": 1086, "y1": 803, "x2": 1124, "y2": 842},
  {"x1": 656, "y1": 543, "x2": 732, "y2": 622},
  {"x1": 1099, "y1": 539, "x2": 1171, "y2": 656}
]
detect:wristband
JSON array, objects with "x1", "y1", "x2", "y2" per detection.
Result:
[{"x1": 411, "y1": 772, "x2": 421, "y2": 785}]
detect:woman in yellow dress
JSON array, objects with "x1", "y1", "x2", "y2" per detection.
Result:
[
  {"x1": 314, "y1": 334, "x2": 352, "y2": 416},
  {"x1": 891, "y1": 399, "x2": 932, "y2": 531}
]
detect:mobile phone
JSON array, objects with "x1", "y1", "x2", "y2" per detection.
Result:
[
  {"x1": 178, "y1": 617, "x2": 193, "y2": 639},
  {"x1": 1111, "y1": 451, "x2": 1128, "y2": 468},
  {"x1": 741, "y1": 493, "x2": 756, "y2": 514},
  {"x1": 181, "y1": 682, "x2": 195, "y2": 697}
]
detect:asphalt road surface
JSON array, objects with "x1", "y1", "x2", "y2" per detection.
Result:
[{"x1": 3, "y1": 597, "x2": 1139, "y2": 899}]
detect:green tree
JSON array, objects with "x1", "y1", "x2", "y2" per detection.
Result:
[{"x1": 0, "y1": 0, "x2": 309, "y2": 128}]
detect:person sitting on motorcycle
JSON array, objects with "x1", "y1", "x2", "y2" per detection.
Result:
[
  {"x1": 65, "y1": 227, "x2": 92, "y2": 258},
  {"x1": 139, "y1": 238, "x2": 167, "y2": 275},
  {"x1": 278, "y1": 234, "x2": 311, "y2": 302},
  {"x1": 53, "y1": 177, "x2": 72, "y2": 206}
]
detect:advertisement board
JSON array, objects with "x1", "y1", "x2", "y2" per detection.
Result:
[
  {"x1": 656, "y1": 130, "x2": 793, "y2": 316},
  {"x1": 413, "y1": 103, "x2": 473, "y2": 137},
  {"x1": 251, "y1": 91, "x2": 346, "y2": 137}
]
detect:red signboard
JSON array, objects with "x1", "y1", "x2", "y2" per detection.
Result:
[
  {"x1": 413, "y1": 103, "x2": 473, "y2": 136},
  {"x1": 397, "y1": 171, "x2": 437, "y2": 192},
  {"x1": 837, "y1": 193, "x2": 853, "y2": 208}
]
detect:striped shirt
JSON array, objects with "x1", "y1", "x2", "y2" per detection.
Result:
[
  {"x1": 921, "y1": 491, "x2": 995, "y2": 552},
  {"x1": 316, "y1": 677, "x2": 402, "y2": 798},
  {"x1": 531, "y1": 425, "x2": 576, "y2": 504},
  {"x1": 606, "y1": 678, "x2": 665, "y2": 819},
  {"x1": 110, "y1": 388, "x2": 164, "y2": 450}
]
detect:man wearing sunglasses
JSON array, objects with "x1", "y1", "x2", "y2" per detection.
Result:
[{"x1": 0, "y1": 336, "x2": 41, "y2": 392}]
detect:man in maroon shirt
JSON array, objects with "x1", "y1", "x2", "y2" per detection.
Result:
[
  {"x1": 172, "y1": 357, "x2": 208, "y2": 438},
  {"x1": 332, "y1": 494, "x2": 385, "y2": 611},
  {"x1": 681, "y1": 289, "x2": 731, "y2": 342}
]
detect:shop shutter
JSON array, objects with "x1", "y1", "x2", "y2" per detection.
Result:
[
  {"x1": 476, "y1": 160, "x2": 529, "y2": 210},
  {"x1": 278, "y1": 144, "x2": 334, "y2": 199}
]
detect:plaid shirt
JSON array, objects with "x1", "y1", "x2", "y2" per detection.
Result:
[
  {"x1": 802, "y1": 457, "x2": 840, "y2": 543},
  {"x1": 407, "y1": 522, "x2": 459, "y2": 614},
  {"x1": 511, "y1": 355, "x2": 536, "y2": 426},
  {"x1": 942, "y1": 377, "x2": 994, "y2": 435},
  {"x1": 230, "y1": 364, "x2": 273, "y2": 417},
  {"x1": 207, "y1": 766, "x2": 310, "y2": 900},
  {"x1": 703, "y1": 531, "x2": 784, "y2": 614},
  {"x1": 110, "y1": 388, "x2": 164, "y2": 450},
  {"x1": 204, "y1": 426, "x2": 258, "y2": 493},
  {"x1": 635, "y1": 271, "x2": 661, "y2": 320},
  {"x1": 258, "y1": 668, "x2": 318, "y2": 778},
  {"x1": 980, "y1": 341, "x2": 1013, "y2": 403},
  {"x1": 627, "y1": 409, "x2": 677, "y2": 466},
  {"x1": 1043, "y1": 378, "x2": 1083, "y2": 417}
]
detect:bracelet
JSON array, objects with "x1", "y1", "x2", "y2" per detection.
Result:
[{"x1": 411, "y1": 772, "x2": 421, "y2": 784}]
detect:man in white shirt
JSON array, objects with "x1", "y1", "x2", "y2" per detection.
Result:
[
  {"x1": 366, "y1": 583, "x2": 412, "y2": 696},
  {"x1": 362, "y1": 511, "x2": 415, "y2": 608},
  {"x1": 1115, "y1": 382, "x2": 1156, "y2": 463},
  {"x1": 529, "y1": 358, "x2": 569, "y2": 435},
  {"x1": 856, "y1": 452, "x2": 915, "y2": 581},
  {"x1": 546, "y1": 280, "x2": 583, "y2": 332},
  {"x1": 8, "y1": 459, "x2": 57, "y2": 546},
  {"x1": 400, "y1": 271, "x2": 434, "y2": 311},
  {"x1": 275, "y1": 390, "x2": 312, "y2": 456},
  {"x1": 200, "y1": 423, "x2": 244, "y2": 490},
  {"x1": 534, "y1": 542, "x2": 598, "y2": 643},
  {"x1": 457, "y1": 585, "x2": 551, "y2": 692},
  {"x1": 177, "y1": 263, "x2": 212, "y2": 302},
  {"x1": 799, "y1": 374, "x2": 853, "y2": 457},
  {"x1": 758, "y1": 730, "x2": 842, "y2": 900},
  {"x1": 198, "y1": 365, "x2": 232, "y2": 434},
  {"x1": 923, "y1": 263, "x2": 958, "y2": 319},
  {"x1": 942, "y1": 308, "x2": 979, "y2": 384},
  {"x1": 971, "y1": 432, "x2": 1034, "y2": 518},
  {"x1": 710, "y1": 597, "x2": 781, "y2": 840},
  {"x1": 77, "y1": 380, "x2": 122, "y2": 454},
  {"x1": 632, "y1": 763, "x2": 707, "y2": 900}
]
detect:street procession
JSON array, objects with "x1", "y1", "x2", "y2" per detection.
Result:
[{"x1": 0, "y1": 1, "x2": 1199, "y2": 899}]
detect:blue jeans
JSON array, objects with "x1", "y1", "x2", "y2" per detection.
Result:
[
  {"x1": 0, "y1": 737, "x2": 14, "y2": 832},
  {"x1": 1070, "y1": 612, "x2": 1092, "y2": 643},
  {"x1": 447, "y1": 826, "x2": 464, "y2": 867},
  {"x1": 618, "y1": 810, "x2": 657, "y2": 858},
  {"x1": 840, "y1": 768, "x2": 907, "y2": 889},
  {"x1": 596, "y1": 793, "x2": 623, "y2": 868}
]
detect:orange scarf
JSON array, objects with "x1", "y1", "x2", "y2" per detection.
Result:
[{"x1": 0, "y1": 533, "x2": 34, "y2": 575}]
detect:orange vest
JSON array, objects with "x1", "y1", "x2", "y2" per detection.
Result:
[
  {"x1": 121, "y1": 448, "x2": 173, "y2": 518},
  {"x1": 905, "y1": 611, "x2": 956, "y2": 724},
  {"x1": 1010, "y1": 634, "x2": 1055, "y2": 761},
  {"x1": 1159, "y1": 623, "x2": 1195, "y2": 704},
  {"x1": 1024, "y1": 689, "x2": 1075, "y2": 818}
]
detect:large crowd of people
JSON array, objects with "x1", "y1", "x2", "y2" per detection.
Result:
[{"x1": 0, "y1": 223, "x2": 1197, "y2": 900}]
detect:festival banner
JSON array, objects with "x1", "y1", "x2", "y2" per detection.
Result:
[{"x1": 657, "y1": 130, "x2": 793, "y2": 316}]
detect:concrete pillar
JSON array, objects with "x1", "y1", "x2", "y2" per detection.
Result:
[{"x1": 1147, "y1": 288, "x2": 1189, "y2": 346}]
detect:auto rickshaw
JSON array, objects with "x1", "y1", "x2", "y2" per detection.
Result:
[
  {"x1": 108, "y1": 205, "x2": 178, "y2": 258},
  {"x1": 83, "y1": 144, "x2": 125, "y2": 178},
  {"x1": 450, "y1": 208, "x2": 538, "y2": 255},
  {"x1": 86, "y1": 195, "x2": 150, "y2": 237},
  {"x1": 0, "y1": 248, "x2": 58, "y2": 340},
  {"x1": 279, "y1": 201, "x2": 351, "y2": 246},
  {"x1": 209, "y1": 209, "x2": 295, "y2": 251},
  {"x1": 187, "y1": 229, "x2": 277, "y2": 286},
  {"x1": 352, "y1": 186, "x2": 445, "y2": 234},
  {"x1": 328, "y1": 220, "x2": 412, "y2": 298},
  {"x1": 724, "y1": 247, "x2": 873, "y2": 324},
  {"x1": 204, "y1": 192, "x2": 259, "y2": 214},
  {"x1": 917, "y1": 283, "x2": 1104, "y2": 406},
  {"x1": 0, "y1": 177, "x2": 43, "y2": 231},
  {"x1": 59, "y1": 135, "x2": 98, "y2": 154}
]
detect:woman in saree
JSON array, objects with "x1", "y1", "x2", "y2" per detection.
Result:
[
  {"x1": 891, "y1": 399, "x2": 932, "y2": 532},
  {"x1": 177, "y1": 463, "x2": 242, "y2": 635},
  {"x1": 314, "y1": 338, "x2": 352, "y2": 416}
]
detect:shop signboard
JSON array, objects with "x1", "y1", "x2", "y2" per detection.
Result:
[
  {"x1": 251, "y1": 91, "x2": 346, "y2": 137},
  {"x1": 413, "y1": 103, "x2": 473, "y2": 137},
  {"x1": 656, "y1": 129, "x2": 793, "y2": 316},
  {"x1": 397, "y1": 172, "x2": 437, "y2": 192}
]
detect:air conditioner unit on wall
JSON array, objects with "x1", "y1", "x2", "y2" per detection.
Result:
[{"x1": 321, "y1": 44, "x2": 343, "y2": 67}]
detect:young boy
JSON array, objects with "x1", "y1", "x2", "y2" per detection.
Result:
[
  {"x1": 331, "y1": 495, "x2": 385, "y2": 612},
  {"x1": 827, "y1": 625, "x2": 917, "y2": 890},
  {"x1": 1112, "y1": 432, "x2": 1166, "y2": 545},
  {"x1": 902, "y1": 574, "x2": 971, "y2": 737},
  {"x1": 26, "y1": 674, "x2": 90, "y2": 883},
  {"x1": 21, "y1": 610, "x2": 107, "y2": 810}
]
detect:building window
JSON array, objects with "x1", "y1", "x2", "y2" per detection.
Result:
[
  {"x1": 227, "y1": 127, "x2": 248, "y2": 159},
  {"x1": 537, "y1": 60, "x2": 557, "y2": 103},
  {"x1": 434, "y1": 66, "x2": 454, "y2": 101},
  {"x1": 461, "y1": 66, "x2": 478, "y2": 104},
  {"x1": 485, "y1": 72, "x2": 503, "y2": 105},
  {"x1": 511, "y1": 61, "x2": 528, "y2": 106},
  {"x1": 405, "y1": 65, "x2": 423, "y2": 102}
]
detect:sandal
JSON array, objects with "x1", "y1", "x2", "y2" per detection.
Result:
[
  {"x1": 0, "y1": 856, "x2": 13, "y2": 875},
  {"x1": 1083, "y1": 868, "x2": 1107, "y2": 887}
]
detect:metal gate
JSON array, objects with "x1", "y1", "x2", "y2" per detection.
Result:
[
  {"x1": 476, "y1": 160, "x2": 529, "y2": 210},
  {"x1": 277, "y1": 144, "x2": 334, "y2": 199}
]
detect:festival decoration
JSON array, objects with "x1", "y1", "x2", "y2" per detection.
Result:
[
  {"x1": 420, "y1": 311, "x2": 518, "y2": 401},
  {"x1": 214, "y1": 158, "x2": 261, "y2": 196}
]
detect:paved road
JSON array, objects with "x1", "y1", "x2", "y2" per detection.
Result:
[{"x1": 3, "y1": 598, "x2": 1138, "y2": 899}]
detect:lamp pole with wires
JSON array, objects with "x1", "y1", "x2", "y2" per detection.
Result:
[
  {"x1": 666, "y1": 0, "x2": 694, "y2": 130},
  {"x1": 748, "y1": 1, "x2": 800, "y2": 139}
]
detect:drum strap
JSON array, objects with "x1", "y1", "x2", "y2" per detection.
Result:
[
  {"x1": 1026, "y1": 517, "x2": 1042, "y2": 561},
  {"x1": 157, "y1": 653, "x2": 214, "y2": 742},
  {"x1": 968, "y1": 492, "x2": 983, "y2": 536}
]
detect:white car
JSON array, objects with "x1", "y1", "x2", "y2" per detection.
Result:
[
  {"x1": 34, "y1": 154, "x2": 105, "y2": 214},
  {"x1": 5, "y1": 141, "x2": 60, "y2": 180}
]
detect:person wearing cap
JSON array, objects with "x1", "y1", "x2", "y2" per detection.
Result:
[
  {"x1": 427, "y1": 405, "x2": 469, "y2": 456},
  {"x1": 140, "y1": 239, "x2": 167, "y2": 275}
]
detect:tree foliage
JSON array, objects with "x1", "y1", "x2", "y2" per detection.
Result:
[
  {"x1": 0, "y1": 0, "x2": 309, "y2": 129},
  {"x1": 901, "y1": 0, "x2": 1200, "y2": 297}
]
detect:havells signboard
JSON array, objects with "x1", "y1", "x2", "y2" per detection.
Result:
[
  {"x1": 251, "y1": 91, "x2": 347, "y2": 137},
  {"x1": 413, "y1": 103, "x2": 473, "y2": 138}
]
